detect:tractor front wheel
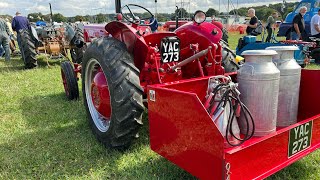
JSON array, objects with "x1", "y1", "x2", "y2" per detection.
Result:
[
  {"x1": 220, "y1": 40, "x2": 239, "y2": 73},
  {"x1": 82, "y1": 37, "x2": 144, "y2": 150},
  {"x1": 70, "y1": 28, "x2": 85, "y2": 64},
  {"x1": 61, "y1": 61, "x2": 79, "y2": 100}
]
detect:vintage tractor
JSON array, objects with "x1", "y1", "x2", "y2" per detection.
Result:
[
  {"x1": 19, "y1": 3, "x2": 85, "y2": 69},
  {"x1": 60, "y1": 1, "x2": 320, "y2": 179},
  {"x1": 61, "y1": 2, "x2": 238, "y2": 144},
  {"x1": 236, "y1": 35, "x2": 317, "y2": 66},
  {"x1": 277, "y1": 0, "x2": 316, "y2": 39}
]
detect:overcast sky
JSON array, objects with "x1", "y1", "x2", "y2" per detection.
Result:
[{"x1": 0, "y1": 0, "x2": 298, "y2": 17}]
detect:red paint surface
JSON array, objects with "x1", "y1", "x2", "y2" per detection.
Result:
[
  {"x1": 87, "y1": 20, "x2": 225, "y2": 91},
  {"x1": 162, "y1": 20, "x2": 189, "y2": 31},
  {"x1": 91, "y1": 71, "x2": 111, "y2": 119},
  {"x1": 148, "y1": 69, "x2": 320, "y2": 179}
]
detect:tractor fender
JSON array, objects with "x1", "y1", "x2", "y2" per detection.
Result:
[{"x1": 30, "y1": 26, "x2": 40, "y2": 42}]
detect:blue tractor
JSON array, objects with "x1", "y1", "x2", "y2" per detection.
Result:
[
  {"x1": 236, "y1": 36, "x2": 316, "y2": 66},
  {"x1": 278, "y1": 0, "x2": 320, "y2": 39}
]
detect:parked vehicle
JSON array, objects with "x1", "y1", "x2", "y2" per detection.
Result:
[
  {"x1": 236, "y1": 35, "x2": 316, "y2": 66},
  {"x1": 19, "y1": 3, "x2": 84, "y2": 69},
  {"x1": 278, "y1": 0, "x2": 320, "y2": 39},
  {"x1": 60, "y1": 1, "x2": 320, "y2": 179}
]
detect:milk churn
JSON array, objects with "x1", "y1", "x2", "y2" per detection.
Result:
[
  {"x1": 238, "y1": 50, "x2": 280, "y2": 136},
  {"x1": 266, "y1": 46, "x2": 301, "y2": 127}
]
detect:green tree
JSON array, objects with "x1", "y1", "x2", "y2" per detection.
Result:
[
  {"x1": 255, "y1": 7, "x2": 275, "y2": 21},
  {"x1": 141, "y1": 12, "x2": 151, "y2": 19},
  {"x1": 96, "y1": 13, "x2": 106, "y2": 23},
  {"x1": 42, "y1": 14, "x2": 51, "y2": 22},
  {"x1": 206, "y1": 8, "x2": 219, "y2": 17},
  {"x1": 84, "y1": 15, "x2": 92, "y2": 22},
  {"x1": 231, "y1": 8, "x2": 248, "y2": 16},
  {"x1": 52, "y1": 13, "x2": 66, "y2": 22},
  {"x1": 175, "y1": 8, "x2": 188, "y2": 18},
  {"x1": 27, "y1": 12, "x2": 43, "y2": 22},
  {"x1": 156, "y1": 14, "x2": 167, "y2": 22},
  {"x1": 74, "y1": 15, "x2": 85, "y2": 22}
]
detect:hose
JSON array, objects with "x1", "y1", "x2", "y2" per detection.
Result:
[{"x1": 206, "y1": 77, "x2": 255, "y2": 146}]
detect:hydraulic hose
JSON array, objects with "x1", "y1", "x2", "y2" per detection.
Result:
[{"x1": 206, "y1": 78, "x2": 255, "y2": 146}]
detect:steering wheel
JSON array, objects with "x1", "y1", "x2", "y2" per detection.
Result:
[{"x1": 121, "y1": 4, "x2": 155, "y2": 26}]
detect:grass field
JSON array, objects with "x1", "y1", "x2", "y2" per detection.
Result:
[{"x1": 0, "y1": 33, "x2": 319, "y2": 179}]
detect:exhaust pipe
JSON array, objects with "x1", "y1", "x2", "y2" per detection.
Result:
[
  {"x1": 49, "y1": 3, "x2": 53, "y2": 26},
  {"x1": 115, "y1": 0, "x2": 121, "y2": 13}
]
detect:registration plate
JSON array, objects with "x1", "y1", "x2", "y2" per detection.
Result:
[
  {"x1": 161, "y1": 36, "x2": 180, "y2": 63},
  {"x1": 288, "y1": 121, "x2": 313, "y2": 158}
]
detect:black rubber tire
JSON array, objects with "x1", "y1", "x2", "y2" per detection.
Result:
[
  {"x1": 70, "y1": 28, "x2": 85, "y2": 64},
  {"x1": 61, "y1": 61, "x2": 79, "y2": 100},
  {"x1": 20, "y1": 29, "x2": 37, "y2": 69},
  {"x1": 220, "y1": 40, "x2": 239, "y2": 73},
  {"x1": 82, "y1": 37, "x2": 144, "y2": 150},
  {"x1": 222, "y1": 28, "x2": 229, "y2": 44},
  {"x1": 285, "y1": 30, "x2": 291, "y2": 40},
  {"x1": 300, "y1": 64, "x2": 306, "y2": 68}
]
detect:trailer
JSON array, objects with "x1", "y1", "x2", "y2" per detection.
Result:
[{"x1": 148, "y1": 69, "x2": 320, "y2": 179}]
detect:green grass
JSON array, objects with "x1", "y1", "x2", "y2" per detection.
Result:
[
  {"x1": 0, "y1": 57, "x2": 195, "y2": 179},
  {"x1": 0, "y1": 34, "x2": 319, "y2": 179}
]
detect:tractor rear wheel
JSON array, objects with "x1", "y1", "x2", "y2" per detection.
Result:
[
  {"x1": 20, "y1": 29, "x2": 37, "y2": 69},
  {"x1": 61, "y1": 61, "x2": 79, "y2": 100},
  {"x1": 82, "y1": 37, "x2": 144, "y2": 150},
  {"x1": 70, "y1": 28, "x2": 85, "y2": 64}
]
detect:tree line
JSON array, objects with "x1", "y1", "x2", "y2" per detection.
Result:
[{"x1": 0, "y1": 2, "x2": 298, "y2": 23}]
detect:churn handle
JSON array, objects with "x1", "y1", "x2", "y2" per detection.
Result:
[{"x1": 239, "y1": 64, "x2": 255, "y2": 76}]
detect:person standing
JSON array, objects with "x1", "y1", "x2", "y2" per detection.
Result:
[
  {"x1": 5, "y1": 18, "x2": 16, "y2": 53},
  {"x1": 11, "y1": 11, "x2": 30, "y2": 55},
  {"x1": 291, "y1": 6, "x2": 308, "y2": 41},
  {"x1": 0, "y1": 17, "x2": 11, "y2": 61},
  {"x1": 77, "y1": 19, "x2": 84, "y2": 31},
  {"x1": 265, "y1": 12, "x2": 278, "y2": 42},
  {"x1": 310, "y1": 9, "x2": 320, "y2": 38},
  {"x1": 246, "y1": 8, "x2": 258, "y2": 35}
]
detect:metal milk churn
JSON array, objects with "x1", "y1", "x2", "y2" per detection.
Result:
[
  {"x1": 266, "y1": 46, "x2": 301, "y2": 127},
  {"x1": 238, "y1": 50, "x2": 280, "y2": 136}
]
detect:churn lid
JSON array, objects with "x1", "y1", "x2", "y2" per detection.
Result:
[
  {"x1": 265, "y1": 46, "x2": 299, "y2": 51},
  {"x1": 241, "y1": 50, "x2": 277, "y2": 56}
]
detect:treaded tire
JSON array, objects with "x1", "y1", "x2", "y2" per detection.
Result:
[
  {"x1": 20, "y1": 29, "x2": 37, "y2": 69},
  {"x1": 70, "y1": 28, "x2": 85, "y2": 63},
  {"x1": 220, "y1": 40, "x2": 239, "y2": 73},
  {"x1": 82, "y1": 37, "x2": 144, "y2": 150},
  {"x1": 61, "y1": 61, "x2": 79, "y2": 100},
  {"x1": 222, "y1": 28, "x2": 229, "y2": 44}
]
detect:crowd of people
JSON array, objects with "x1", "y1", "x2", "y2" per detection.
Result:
[
  {"x1": 0, "y1": 12, "x2": 30, "y2": 62},
  {"x1": 245, "y1": 6, "x2": 320, "y2": 42}
]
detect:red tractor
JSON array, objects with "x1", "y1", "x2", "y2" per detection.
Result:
[
  {"x1": 60, "y1": 1, "x2": 320, "y2": 179},
  {"x1": 61, "y1": 2, "x2": 238, "y2": 149}
]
